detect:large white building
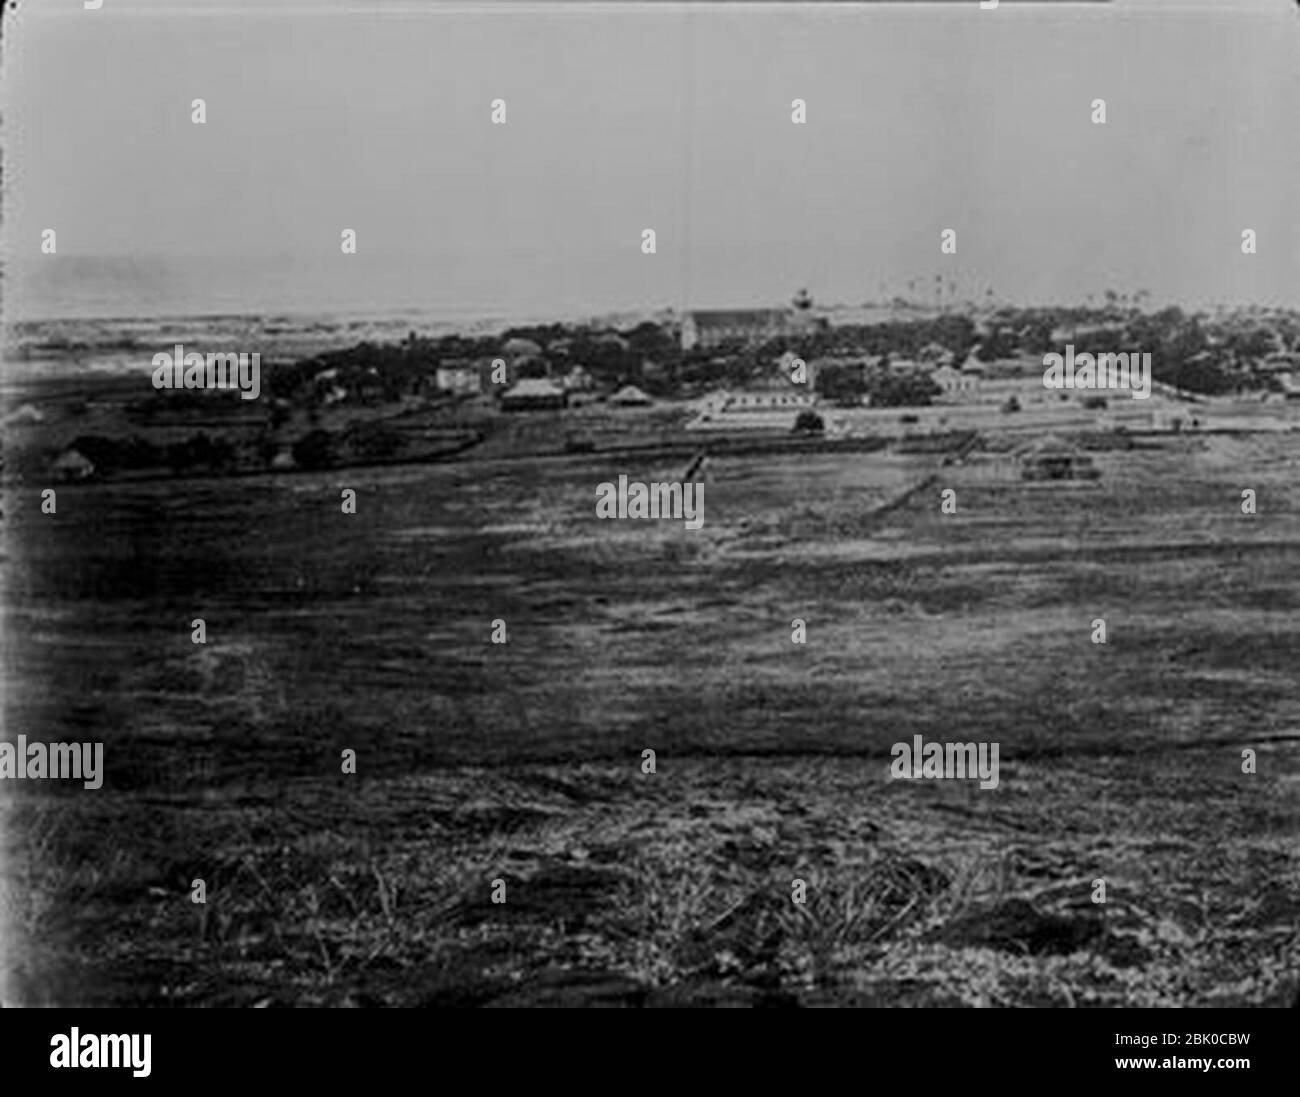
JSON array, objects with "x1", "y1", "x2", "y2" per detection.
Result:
[
  {"x1": 686, "y1": 387, "x2": 818, "y2": 431},
  {"x1": 680, "y1": 308, "x2": 822, "y2": 351}
]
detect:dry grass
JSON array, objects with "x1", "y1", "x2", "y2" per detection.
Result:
[{"x1": 3, "y1": 430, "x2": 1298, "y2": 1005}]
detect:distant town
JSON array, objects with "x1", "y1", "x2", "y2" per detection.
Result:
[{"x1": 9, "y1": 290, "x2": 1300, "y2": 483}]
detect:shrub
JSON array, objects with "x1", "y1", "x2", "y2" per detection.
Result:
[
  {"x1": 292, "y1": 429, "x2": 337, "y2": 470},
  {"x1": 793, "y1": 410, "x2": 825, "y2": 434}
]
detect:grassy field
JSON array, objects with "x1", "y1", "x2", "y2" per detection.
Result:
[{"x1": 2, "y1": 428, "x2": 1298, "y2": 1006}]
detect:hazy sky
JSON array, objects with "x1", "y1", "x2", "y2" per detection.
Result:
[{"x1": 6, "y1": 0, "x2": 1299, "y2": 319}]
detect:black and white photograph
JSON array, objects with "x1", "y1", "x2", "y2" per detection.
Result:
[{"x1": 1, "y1": 0, "x2": 1298, "y2": 1064}]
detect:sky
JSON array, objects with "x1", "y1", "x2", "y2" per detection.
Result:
[{"x1": 5, "y1": 0, "x2": 1300, "y2": 319}]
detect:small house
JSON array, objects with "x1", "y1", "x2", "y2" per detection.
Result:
[{"x1": 1017, "y1": 436, "x2": 1100, "y2": 481}]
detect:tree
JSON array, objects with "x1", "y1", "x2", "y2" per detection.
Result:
[
  {"x1": 623, "y1": 321, "x2": 680, "y2": 366},
  {"x1": 927, "y1": 314, "x2": 976, "y2": 358},
  {"x1": 816, "y1": 365, "x2": 868, "y2": 407},
  {"x1": 793, "y1": 410, "x2": 824, "y2": 434},
  {"x1": 165, "y1": 432, "x2": 234, "y2": 474},
  {"x1": 867, "y1": 369, "x2": 942, "y2": 408},
  {"x1": 292, "y1": 429, "x2": 337, "y2": 470},
  {"x1": 345, "y1": 423, "x2": 405, "y2": 463},
  {"x1": 977, "y1": 326, "x2": 1018, "y2": 361}
]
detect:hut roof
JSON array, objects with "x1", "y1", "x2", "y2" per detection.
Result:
[
  {"x1": 609, "y1": 384, "x2": 652, "y2": 405},
  {"x1": 503, "y1": 378, "x2": 565, "y2": 399},
  {"x1": 1017, "y1": 434, "x2": 1080, "y2": 458},
  {"x1": 53, "y1": 449, "x2": 95, "y2": 477}
]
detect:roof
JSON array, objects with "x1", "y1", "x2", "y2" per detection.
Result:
[
  {"x1": 5, "y1": 403, "x2": 44, "y2": 424},
  {"x1": 609, "y1": 384, "x2": 652, "y2": 404},
  {"x1": 502, "y1": 378, "x2": 565, "y2": 399},
  {"x1": 1016, "y1": 434, "x2": 1082, "y2": 458},
  {"x1": 688, "y1": 309, "x2": 798, "y2": 327},
  {"x1": 53, "y1": 449, "x2": 95, "y2": 471}
]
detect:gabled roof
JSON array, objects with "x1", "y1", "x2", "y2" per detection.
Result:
[
  {"x1": 503, "y1": 378, "x2": 564, "y2": 398},
  {"x1": 53, "y1": 449, "x2": 95, "y2": 472},
  {"x1": 609, "y1": 384, "x2": 652, "y2": 404},
  {"x1": 1016, "y1": 434, "x2": 1082, "y2": 458},
  {"x1": 688, "y1": 309, "x2": 797, "y2": 327}
]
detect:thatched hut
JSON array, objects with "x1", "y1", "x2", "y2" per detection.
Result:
[
  {"x1": 1017, "y1": 435, "x2": 1099, "y2": 481},
  {"x1": 52, "y1": 448, "x2": 96, "y2": 482}
]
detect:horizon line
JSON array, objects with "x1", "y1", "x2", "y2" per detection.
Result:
[{"x1": 8, "y1": 297, "x2": 1294, "y2": 330}]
